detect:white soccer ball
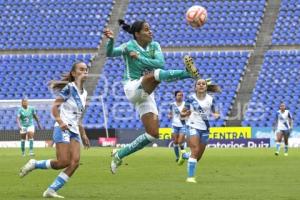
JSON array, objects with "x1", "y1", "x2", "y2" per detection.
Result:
[
  {"x1": 152, "y1": 143, "x2": 158, "y2": 148},
  {"x1": 186, "y1": 5, "x2": 208, "y2": 28}
]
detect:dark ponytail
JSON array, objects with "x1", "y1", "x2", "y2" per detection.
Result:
[
  {"x1": 49, "y1": 61, "x2": 84, "y2": 91},
  {"x1": 118, "y1": 19, "x2": 146, "y2": 39},
  {"x1": 118, "y1": 19, "x2": 133, "y2": 34}
]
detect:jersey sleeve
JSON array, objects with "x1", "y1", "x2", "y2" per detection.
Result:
[
  {"x1": 106, "y1": 38, "x2": 127, "y2": 57},
  {"x1": 185, "y1": 96, "x2": 193, "y2": 110},
  {"x1": 137, "y1": 42, "x2": 165, "y2": 69},
  {"x1": 59, "y1": 84, "x2": 71, "y2": 101}
]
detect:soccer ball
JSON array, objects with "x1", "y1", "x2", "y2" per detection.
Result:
[
  {"x1": 152, "y1": 143, "x2": 158, "y2": 148},
  {"x1": 186, "y1": 5, "x2": 207, "y2": 28}
]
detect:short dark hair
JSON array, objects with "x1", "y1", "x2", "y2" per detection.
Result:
[{"x1": 175, "y1": 90, "x2": 182, "y2": 97}]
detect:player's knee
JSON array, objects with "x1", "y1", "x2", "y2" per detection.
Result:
[
  {"x1": 70, "y1": 160, "x2": 80, "y2": 170},
  {"x1": 150, "y1": 131, "x2": 159, "y2": 138},
  {"x1": 191, "y1": 147, "x2": 200, "y2": 157},
  {"x1": 58, "y1": 159, "x2": 71, "y2": 169}
]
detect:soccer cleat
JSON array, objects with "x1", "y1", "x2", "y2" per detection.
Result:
[
  {"x1": 284, "y1": 153, "x2": 288, "y2": 156},
  {"x1": 19, "y1": 159, "x2": 36, "y2": 177},
  {"x1": 29, "y1": 152, "x2": 35, "y2": 156},
  {"x1": 22, "y1": 152, "x2": 25, "y2": 157},
  {"x1": 186, "y1": 177, "x2": 197, "y2": 183},
  {"x1": 275, "y1": 152, "x2": 279, "y2": 156},
  {"x1": 43, "y1": 188, "x2": 64, "y2": 198},
  {"x1": 183, "y1": 55, "x2": 201, "y2": 79},
  {"x1": 110, "y1": 149, "x2": 122, "y2": 174},
  {"x1": 177, "y1": 150, "x2": 186, "y2": 166}
]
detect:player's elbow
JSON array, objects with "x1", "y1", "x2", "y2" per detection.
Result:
[{"x1": 157, "y1": 60, "x2": 165, "y2": 69}]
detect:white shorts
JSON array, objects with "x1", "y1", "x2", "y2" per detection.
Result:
[
  {"x1": 123, "y1": 78, "x2": 158, "y2": 118},
  {"x1": 20, "y1": 125, "x2": 35, "y2": 134}
]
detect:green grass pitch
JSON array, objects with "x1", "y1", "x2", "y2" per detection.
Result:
[{"x1": 0, "y1": 147, "x2": 299, "y2": 200}]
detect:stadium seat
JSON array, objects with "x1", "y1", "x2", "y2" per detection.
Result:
[
  {"x1": 84, "y1": 51, "x2": 250, "y2": 129},
  {"x1": 272, "y1": 0, "x2": 300, "y2": 45},
  {"x1": 243, "y1": 50, "x2": 300, "y2": 127}
]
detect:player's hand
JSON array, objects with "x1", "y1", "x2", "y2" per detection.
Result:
[
  {"x1": 186, "y1": 110, "x2": 191, "y2": 116},
  {"x1": 59, "y1": 122, "x2": 69, "y2": 131},
  {"x1": 81, "y1": 134, "x2": 90, "y2": 149},
  {"x1": 103, "y1": 28, "x2": 114, "y2": 39},
  {"x1": 129, "y1": 51, "x2": 139, "y2": 59},
  {"x1": 213, "y1": 113, "x2": 220, "y2": 119}
]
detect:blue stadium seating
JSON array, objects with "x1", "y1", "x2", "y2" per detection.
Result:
[
  {"x1": 116, "y1": 0, "x2": 266, "y2": 47},
  {"x1": 272, "y1": 0, "x2": 300, "y2": 45},
  {"x1": 0, "y1": 54, "x2": 92, "y2": 130},
  {"x1": 0, "y1": 106, "x2": 54, "y2": 130},
  {"x1": 0, "y1": 54, "x2": 92, "y2": 99},
  {"x1": 0, "y1": 0, "x2": 114, "y2": 50},
  {"x1": 242, "y1": 50, "x2": 300, "y2": 127},
  {"x1": 84, "y1": 51, "x2": 250, "y2": 129}
]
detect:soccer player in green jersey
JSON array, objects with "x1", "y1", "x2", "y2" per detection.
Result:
[
  {"x1": 16, "y1": 98, "x2": 42, "y2": 156},
  {"x1": 104, "y1": 19, "x2": 201, "y2": 174}
]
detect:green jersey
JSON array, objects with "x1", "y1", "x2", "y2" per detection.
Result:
[
  {"x1": 106, "y1": 38, "x2": 165, "y2": 81},
  {"x1": 18, "y1": 106, "x2": 36, "y2": 127}
]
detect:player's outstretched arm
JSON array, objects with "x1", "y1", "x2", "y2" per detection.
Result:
[{"x1": 104, "y1": 28, "x2": 124, "y2": 57}]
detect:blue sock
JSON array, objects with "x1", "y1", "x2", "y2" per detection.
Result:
[
  {"x1": 35, "y1": 160, "x2": 52, "y2": 169},
  {"x1": 284, "y1": 145, "x2": 288, "y2": 153},
  {"x1": 187, "y1": 157, "x2": 197, "y2": 177},
  {"x1": 29, "y1": 139, "x2": 33, "y2": 152},
  {"x1": 173, "y1": 144, "x2": 179, "y2": 159},
  {"x1": 117, "y1": 133, "x2": 156, "y2": 159},
  {"x1": 21, "y1": 140, "x2": 25, "y2": 154},
  {"x1": 276, "y1": 142, "x2": 280, "y2": 152},
  {"x1": 49, "y1": 172, "x2": 69, "y2": 192}
]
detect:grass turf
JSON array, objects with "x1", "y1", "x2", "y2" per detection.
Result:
[{"x1": 0, "y1": 147, "x2": 299, "y2": 200}]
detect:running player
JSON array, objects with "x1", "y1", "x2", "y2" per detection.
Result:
[
  {"x1": 273, "y1": 102, "x2": 293, "y2": 156},
  {"x1": 19, "y1": 61, "x2": 90, "y2": 198},
  {"x1": 104, "y1": 19, "x2": 200, "y2": 174},
  {"x1": 179, "y1": 78, "x2": 220, "y2": 183},
  {"x1": 168, "y1": 90, "x2": 186, "y2": 162},
  {"x1": 16, "y1": 98, "x2": 42, "y2": 156}
]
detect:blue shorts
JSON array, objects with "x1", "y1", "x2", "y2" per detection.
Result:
[
  {"x1": 278, "y1": 130, "x2": 290, "y2": 136},
  {"x1": 53, "y1": 127, "x2": 81, "y2": 144},
  {"x1": 187, "y1": 127, "x2": 209, "y2": 144},
  {"x1": 172, "y1": 125, "x2": 187, "y2": 135}
]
